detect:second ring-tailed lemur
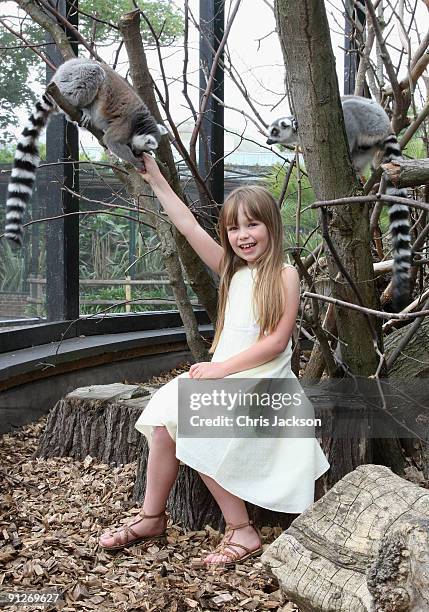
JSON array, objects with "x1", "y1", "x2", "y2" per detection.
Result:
[
  {"x1": 5, "y1": 58, "x2": 168, "y2": 246},
  {"x1": 267, "y1": 95, "x2": 411, "y2": 311}
]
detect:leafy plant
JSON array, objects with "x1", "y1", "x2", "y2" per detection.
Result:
[
  {"x1": 265, "y1": 162, "x2": 320, "y2": 255},
  {"x1": 79, "y1": 0, "x2": 183, "y2": 45},
  {"x1": 403, "y1": 128, "x2": 427, "y2": 160},
  {"x1": 0, "y1": 241, "x2": 25, "y2": 291},
  {"x1": 0, "y1": 24, "x2": 44, "y2": 146}
]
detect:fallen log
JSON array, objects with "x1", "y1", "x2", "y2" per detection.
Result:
[
  {"x1": 37, "y1": 383, "x2": 294, "y2": 531},
  {"x1": 262, "y1": 464, "x2": 429, "y2": 612}
]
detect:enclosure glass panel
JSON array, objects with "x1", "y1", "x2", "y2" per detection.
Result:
[
  {"x1": 78, "y1": 165, "x2": 196, "y2": 315},
  {"x1": 0, "y1": 162, "x2": 48, "y2": 330}
]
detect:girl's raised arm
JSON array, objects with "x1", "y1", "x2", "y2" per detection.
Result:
[{"x1": 140, "y1": 154, "x2": 223, "y2": 275}]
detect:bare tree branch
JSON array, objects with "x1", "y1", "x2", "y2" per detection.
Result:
[
  {"x1": 386, "y1": 295, "x2": 429, "y2": 368},
  {"x1": 0, "y1": 16, "x2": 55, "y2": 68},
  {"x1": 303, "y1": 292, "x2": 429, "y2": 320},
  {"x1": 182, "y1": 0, "x2": 197, "y2": 122},
  {"x1": 313, "y1": 193, "x2": 429, "y2": 214},
  {"x1": 14, "y1": 0, "x2": 75, "y2": 60},
  {"x1": 366, "y1": 0, "x2": 406, "y2": 127},
  {"x1": 354, "y1": 19, "x2": 376, "y2": 96},
  {"x1": 37, "y1": 0, "x2": 101, "y2": 61}
]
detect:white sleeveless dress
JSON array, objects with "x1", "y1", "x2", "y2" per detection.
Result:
[{"x1": 135, "y1": 265, "x2": 330, "y2": 513}]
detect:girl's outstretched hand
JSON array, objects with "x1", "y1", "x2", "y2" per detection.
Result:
[
  {"x1": 138, "y1": 153, "x2": 163, "y2": 184},
  {"x1": 188, "y1": 362, "x2": 227, "y2": 379}
]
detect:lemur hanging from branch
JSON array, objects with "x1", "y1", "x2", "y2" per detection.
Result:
[
  {"x1": 4, "y1": 58, "x2": 168, "y2": 246},
  {"x1": 267, "y1": 95, "x2": 411, "y2": 311}
]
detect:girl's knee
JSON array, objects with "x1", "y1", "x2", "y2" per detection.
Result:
[{"x1": 152, "y1": 425, "x2": 174, "y2": 445}]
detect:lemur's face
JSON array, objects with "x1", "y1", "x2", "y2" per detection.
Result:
[
  {"x1": 266, "y1": 117, "x2": 298, "y2": 146},
  {"x1": 131, "y1": 124, "x2": 169, "y2": 155},
  {"x1": 226, "y1": 203, "x2": 269, "y2": 264},
  {"x1": 131, "y1": 134, "x2": 159, "y2": 154}
]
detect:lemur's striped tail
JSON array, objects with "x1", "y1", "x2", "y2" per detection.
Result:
[
  {"x1": 4, "y1": 94, "x2": 55, "y2": 246},
  {"x1": 382, "y1": 133, "x2": 411, "y2": 311}
]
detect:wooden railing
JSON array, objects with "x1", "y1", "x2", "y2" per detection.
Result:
[{"x1": 27, "y1": 274, "x2": 199, "y2": 311}]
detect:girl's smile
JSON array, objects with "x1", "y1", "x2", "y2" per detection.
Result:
[{"x1": 227, "y1": 204, "x2": 269, "y2": 264}]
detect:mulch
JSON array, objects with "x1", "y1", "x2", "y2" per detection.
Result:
[{"x1": 0, "y1": 366, "x2": 299, "y2": 612}]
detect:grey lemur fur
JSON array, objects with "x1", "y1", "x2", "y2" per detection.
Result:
[
  {"x1": 267, "y1": 95, "x2": 411, "y2": 311},
  {"x1": 5, "y1": 58, "x2": 168, "y2": 246}
]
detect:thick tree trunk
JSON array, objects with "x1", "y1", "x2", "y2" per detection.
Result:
[
  {"x1": 262, "y1": 465, "x2": 429, "y2": 612},
  {"x1": 274, "y1": 0, "x2": 387, "y2": 478},
  {"x1": 302, "y1": 304, "x2": 337, "y2": 382},
  {"x1": 274, "y1": 0, "x2": 382, "y2": 376},
  {"x1": 38, "y1": 384, "x2": 296, "y2": 531}
]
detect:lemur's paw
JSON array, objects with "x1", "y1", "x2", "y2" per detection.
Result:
[
  {"x1": 64, "y1": 112, "x2": 79, "y2": 126},
  {"x1": 79, "y1": 109, "x2": 91, "y2": 128}
]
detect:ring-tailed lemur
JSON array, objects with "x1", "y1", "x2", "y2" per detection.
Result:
[
  {"x1": 267, "y1": 95, "x2": 411, "y2": 311},
  {"x1": 4, "y1": 58, "x2": 168, "y2": 246}
]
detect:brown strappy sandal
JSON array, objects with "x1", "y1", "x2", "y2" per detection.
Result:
[
  {"x1": 192, "y1": 520, "x2": 263, "y2": 568},
  {"x1": 98, "y1": 509, "x2": 167, "y2": 552}
]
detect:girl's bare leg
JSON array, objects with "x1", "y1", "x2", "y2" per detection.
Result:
[
  {"x1": 198, "y1": 472, "x2": 261, "y2": 563},
  {"x1": 99, "y1": 426, "x2": 179, "y2": 546}
]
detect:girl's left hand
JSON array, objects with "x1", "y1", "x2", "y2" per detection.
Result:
[{"x1": 188, "y1": 362, "x2": 227, "y2": 379}]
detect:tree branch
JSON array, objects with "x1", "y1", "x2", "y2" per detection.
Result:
[
  {"x1": 14, "y1": 0, "x2": 75, "y2": 61},
  {"x1": 0, "y1": 17, "x2": 56, "y2": 69},
  {"x1": 312, "y1": 192, "x2": 429, "y2": 214},
  {"x1": 365, "y1": 0, "x2": 405, "y2": 128},
  {"x1": 386, "y1": 295, "x2": 429, "y2": 369},
  {"x1": 303, "y1": 292, "x2": 429, "y2": 320},
  {"x1": 36, "y1": 0, "x2": 101, "y2": 61}
]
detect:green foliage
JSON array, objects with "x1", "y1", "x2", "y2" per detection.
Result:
[
  {"x1": 79, "y1": 284, "x2": 178, "y2": 315},
  {"x1": 0, "y1": 241, "x2": 24, "y2": 291},
  {"x1": 403, "y1": 129, "x2": 427, "y2": 160},
  {"x1": 0, "y1": 1, "x2": 183, "y2": 143},
  {"x1": 0, "y1": 143, "x2": 46, "y2": 162},
  {"x1": 80, "y1": 211, "x2": 130, "y2": 279},
  {"x1": 265, "y1": 162, "x2": 320, "y2": 255},
  {"x1": 0, "y1": 24, "x2": 44, "y2": 145},
  {"x1": 0, "y1": 146, "x2": 15, "y2": 163},
  {"x1": 79, "y1": 0, "x2": 183, "y2": 44},
  {"x1": 79, "y1": 209, "x2": 168, "y2": 282}
]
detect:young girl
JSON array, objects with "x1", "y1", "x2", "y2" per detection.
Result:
[{"x1": 99, "y1": 154, "x2": 330, "y2": 565}]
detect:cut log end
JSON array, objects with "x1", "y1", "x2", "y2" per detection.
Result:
[
  {"x1": 262, "y1": 465, "x2": 429, "y2": 612},
  {"x1": 367, "y1": 518, "x2": 429, "y2": 612}
]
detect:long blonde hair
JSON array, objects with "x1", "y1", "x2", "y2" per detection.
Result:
[{"x1": 210, "y1": 185, "x2": 285, "y2": 354}]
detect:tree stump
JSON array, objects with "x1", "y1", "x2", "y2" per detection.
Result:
[
  {"x1": 37, "y1": 383, "x2": 156, "y2": 465},
  {"x1": 262, "y1": 464, "x2": 429, "y2": 612},
  {"x1": 37, "y1": 383, "x2": 295, "y2": 531}
]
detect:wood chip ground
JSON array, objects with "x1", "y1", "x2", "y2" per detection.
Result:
[{"x1": 1, "y1": 366, "x2": 299, "y2": 611}]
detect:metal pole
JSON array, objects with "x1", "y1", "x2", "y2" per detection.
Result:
[
  {"x1": 199, "y1": 0, "x2": 224, "y2": 206},
  {"x1": 343, "y1": 0, "x2": 366, "y2": 95},
  {"x1": 45, "y1": 1, "x2": 79, "y2": 321}
]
